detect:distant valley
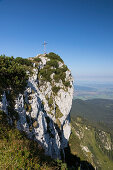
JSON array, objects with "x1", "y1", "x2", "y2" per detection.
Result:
[
  {"x1": 71, "y1": 98, "x2": 113, "y2": 133},
  {"x1": 74, "y1": 83, "x2": 113, "y2": 100},
  {"x1": 70, "y1": 84, "x2": 113, "y2": 169}
]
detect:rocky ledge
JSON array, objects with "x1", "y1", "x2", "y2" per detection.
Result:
[{"x1": 0, "y1": 52, "x2": 74, "y2": 159}]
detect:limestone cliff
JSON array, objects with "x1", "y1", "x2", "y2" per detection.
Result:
[{"x1": 0, "y1": 53, "x2": 73, "y2": 159}]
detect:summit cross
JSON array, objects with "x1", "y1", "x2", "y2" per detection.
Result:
[{"x1": 42, "y1": 41, "x2": 48, "y2": 54}]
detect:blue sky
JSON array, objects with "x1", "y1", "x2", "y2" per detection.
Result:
[{"x1": 0, "y1": 0, "x2": 113, "y2": 82}]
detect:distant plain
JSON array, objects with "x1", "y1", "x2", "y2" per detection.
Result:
[
  {"x1": 72, "y1": 82, "x2": 113, "y2": 133},
  {"x1": 74, "y1": 83, "x2": 113, "y2": 100}
]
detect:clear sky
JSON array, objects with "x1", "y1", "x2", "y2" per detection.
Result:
[{"x1": 0, "y1": 0, "x2": 113, "y2": 83}]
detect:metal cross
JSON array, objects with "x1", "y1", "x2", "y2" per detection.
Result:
[{"x1": 42, "y1": 41, "x2": 48, "y2": 54}]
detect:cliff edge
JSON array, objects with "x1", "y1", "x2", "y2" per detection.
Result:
[{"x1": 0, "y1": 52, "x2": 73, "y2": 159}]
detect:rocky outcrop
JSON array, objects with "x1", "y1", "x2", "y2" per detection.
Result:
[{"x1": 0, "y1": 53, "x2": 74, "y2": 159}]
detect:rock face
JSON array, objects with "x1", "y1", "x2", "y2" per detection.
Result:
[{"x1": 0, "y1": 53, "x2": 74, "y2": 159}]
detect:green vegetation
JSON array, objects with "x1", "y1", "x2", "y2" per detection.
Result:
[
  {"x1": 46, "y1": 52, "x2": 63, "y2": 63},
  {"x1": 55, "y1": 105, "x2": 63, "y2": 118},
  {"x1": 0, "y1": 55, "x2": 34, "y2": 122},
  {"x1": 70, "y1": 116, "x2": 113, "y2": 170},
  {"x1": 0, "y1": 52, "x2": 71, "y2": 100},
  {"x1": 46, "y1": 60, "x2": 59, "y2": 68},
  {"x1": 52, "y1": 86, "x2": 60, "y2": 94},
  {"x1": 95, "y1": 129, "x2": 113, "y2": 161},
  {"x1": 70, "y1": 98, "x2": 113, "y2": 169},
  {"x1": 39, "y1": 68, "x2": 53, "y2": 82},
  {"x1": 69, "y1": 128, "x2": 87, "y2": 160},
  {"x1": 0, "y1": 110, "x2": 67, "y2": 169},
  {"x1": 33, "y1": 57, "x2": 41, "y2": 62},
  {"x1": 64, "y1": 81, "x2": 71, "y2": 88},
  {"x1": 15, "y1": 57, "x2": 32, "y2": 66},
  {"x1": 48, "y1": 96, "x2": 54, "y2": 108},
  {"x1": 38, "y1": 52, "x2": 71, "y2": 89},
  {"x1": 53, "y1": 65, "x2": 69, "y2": 84},
  {"x1": 71, "y1": 99, "x2": 113, "y2": 133},
  {"x1": 0, "y1": 55, "x2": 30, "y2": 95},
  {"x1": 54, "y1": 70, "x2": 66, "y2": 83}
]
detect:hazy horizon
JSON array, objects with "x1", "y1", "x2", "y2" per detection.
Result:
[{"x1": 74, "y1": 75, "x2": 113, "y2": 84}]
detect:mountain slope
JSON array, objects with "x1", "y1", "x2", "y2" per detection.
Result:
[
  {"x1": 71, "y1": 99, "x2": 113, "y2": 131},
  {"x1": 69, "y1": 116, "x2": 113, "y2": 170}
]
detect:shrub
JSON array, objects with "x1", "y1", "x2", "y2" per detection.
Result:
[
  {"x1": 39, "y1": 68, "x2": 52, "y2": 82},
  {"x1": 61, "y1": 65, "x2": 68, "y2": 72},
  {"x1": 46, "y1": 52, "x2": 63, "y2": 62},
  {"x1": 46, "y1": 60, "x2": 59, "y2": 68},
  {"x1": 54, "y1": 71, "x2": 66, "y2": 83},
  {"x1": 60, "y1": 72, "x2": 66, "y2": 83},
  {"x1": 63, "y1": 81, "x2": 71, "y2": 87},
  {"x1": 44, "y1": 64, "x2": 51, "y2": 69},
  {"x1": 52, "y1": 86, "x2": 60, "y2": 94},
  {"x1": 0, "y1": 55, "x2": 28, "y2": 93},
  {"x1": 61, "y1": 163, "x2": 68, "y2": 170},
  {"x1": 54, "y1": 74, "x2": 60, "y2": 83},
  {"x1": 33, "y1": 57, "x2": 41, "y2": 62},
  {"x1": 15, "y1": 57, "x2": 32, "y2": 66},
  {"x1": 53, "y1": 67, "x2": 67, "y2": 85},
  {"x1": 38, "y1": 53, "x2": 69, "y2": 86}
]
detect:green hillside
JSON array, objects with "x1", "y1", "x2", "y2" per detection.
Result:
[
  {"x1": 69, "y1": 116, "x2": 113, "y2": 170},
  {"x1": 70, "y1": 99, "x2": 113, "y2": 132}
]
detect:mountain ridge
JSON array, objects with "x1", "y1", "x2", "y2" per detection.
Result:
[{"x1": 0, "y1": 53, "x2": 73, "y2": 159}]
